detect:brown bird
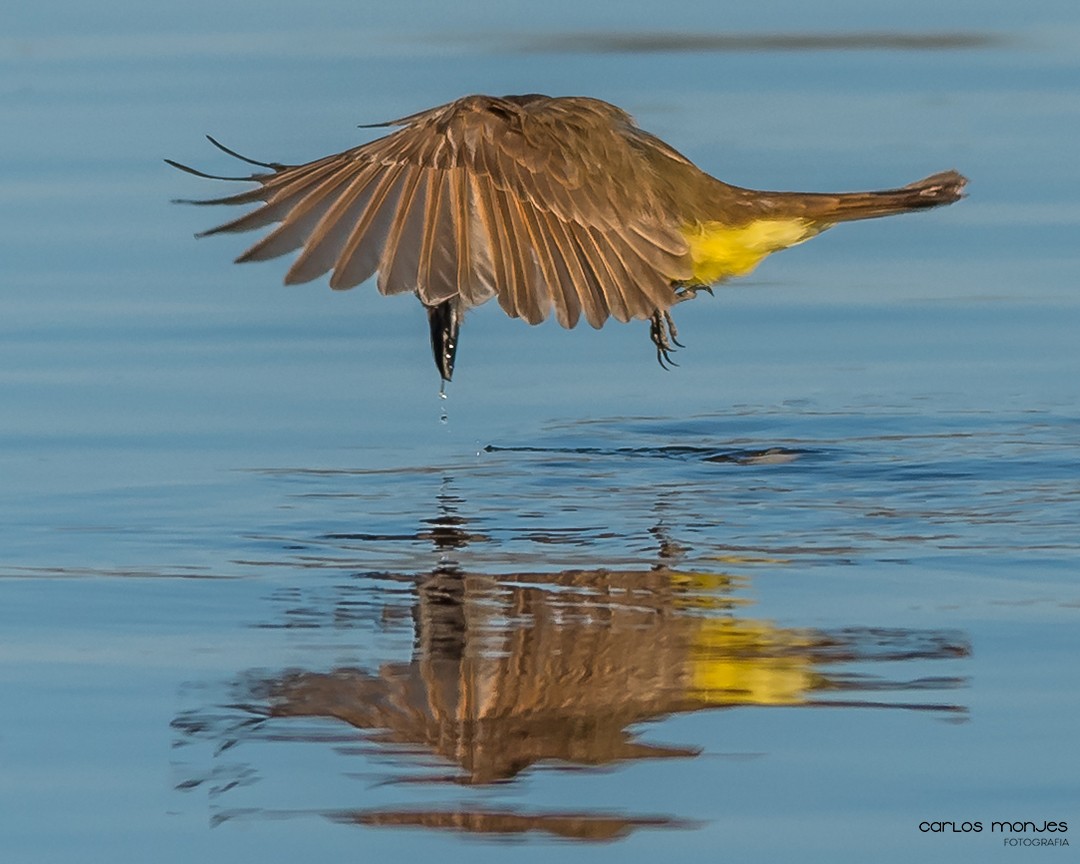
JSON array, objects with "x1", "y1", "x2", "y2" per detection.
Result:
[{"x1": 168, "y1": 94, "x2": 966, "y2": 382}]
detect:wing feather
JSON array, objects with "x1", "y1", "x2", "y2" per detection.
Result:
[
  {"x1": 197, "y1": 159, "x2": 348, "y2": 237},
  {"x1": 470, "y1": 174, "x2": 518, "y2": 318},
  {"x1": 518, "y1": 205, "x2": 580, "y2": 328},
  {"x1": 571, "y1": 223, "x2": 630, "y2": 323},
  {"x1": 173, "y1": 94, "x2": 694, "y2": 324},
  {"x1": 284, "y1": 165, "x2": 382, "y2": 284},
  {"x1": 496, "y1": 190, "x2": 546, "y2": 324},
  {"x1": 326, "y1": 166, "x2": 406, "y2": 290},
  {"x1": 235, "y1": 162, "x2": 359, "y2": 262},
  {"x1": 545, "y1": 216, "x2": 609, "y2": 329},
  {"x1": 452, "y1": 168, "x2": 497, "y2": 306},
  {"x1": 377, "y1": 167, "x2": 427, "y2": 296},
  {"x1": 415, "y1": 170, "x2": 461, "y2": 304}
]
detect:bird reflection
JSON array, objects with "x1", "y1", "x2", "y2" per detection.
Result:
[
  {"x1": 259, "y1": 566, "x2": 966, "y2": 789},
  {"x1": 174, "y1": 488, "x2": 970, "y2": 841}
]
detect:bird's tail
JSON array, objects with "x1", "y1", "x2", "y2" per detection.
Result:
[{"x1": 773, "y1": 170, "x2": 968, "y2": 224}]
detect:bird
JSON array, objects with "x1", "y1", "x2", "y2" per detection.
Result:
[{"x1": 168, "y1": 93, "x2": 966, "y2": 383}]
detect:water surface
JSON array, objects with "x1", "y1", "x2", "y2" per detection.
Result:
[{"x1": 2, "y1": 1, "x2": 1079, "y2": 861}]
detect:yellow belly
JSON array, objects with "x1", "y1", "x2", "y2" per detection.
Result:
[{"x1": 683, "y1": 218, "x2": 820, "y2": 285}]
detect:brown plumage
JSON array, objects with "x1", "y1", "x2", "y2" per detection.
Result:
[{"x1": 168, "y1": 93, "x2": 967, "y2": 381}]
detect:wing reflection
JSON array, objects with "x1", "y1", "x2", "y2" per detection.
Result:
[
  {"x1": 175, "y1": 559, "x2": 968, "y2": 839},
  {"x1": 174, "y1": 480, "x2": 970, "y2": 840},
  {"x1": 257, "y1": 566, "x2": 967, "y2": 788}
]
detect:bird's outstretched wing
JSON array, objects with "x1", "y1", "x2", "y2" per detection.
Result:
[{"x1": 169, "y1": 95, "x2": 693, "y2": 329}]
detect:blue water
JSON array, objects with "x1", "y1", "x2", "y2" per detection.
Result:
[{"x1": 2, "y1": 1, "x2": 1079, "y2": 861}]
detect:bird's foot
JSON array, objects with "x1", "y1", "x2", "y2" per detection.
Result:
[
  {"x1": 674, "y1": 284, "x2": 714, "y2": 304},
  {"x1": 649, "y1": 310, "x2": 683, "y2": 370}
]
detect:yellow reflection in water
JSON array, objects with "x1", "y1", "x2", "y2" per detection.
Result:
[{"x1": 691, "y1": 618, "x2": 817, "y2": 706}]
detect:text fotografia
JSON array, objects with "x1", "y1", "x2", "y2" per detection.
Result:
[{"x1": 919, "y1": 821, "x2": 1069, "y2": 847}]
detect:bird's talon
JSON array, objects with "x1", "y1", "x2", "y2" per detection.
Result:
[
  {"x1": 663, "y1": 311, "x2": 683, "y2": 351},
  {"x1": 664, "y1": 311, "x2": 685, "y2": 349},
  {"x1": 649, "y1": 310, "x2": 683, "y2": 369}
]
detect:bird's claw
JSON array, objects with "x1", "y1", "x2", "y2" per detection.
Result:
[
  {"x1": 649, "y1": 310, "x2": 682, "y2": 370},
  {"x1": 674, "y1": 284, "x2": 714, "y2": 303}
]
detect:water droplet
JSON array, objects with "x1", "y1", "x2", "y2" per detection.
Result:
[{"x1": 438, "y1": 380, "x2": 449, "y2": 424}]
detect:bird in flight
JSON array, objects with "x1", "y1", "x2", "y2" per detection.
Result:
[{"x1": 169, "y1": 94, "x2": 966, "y2": 383}]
